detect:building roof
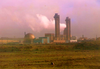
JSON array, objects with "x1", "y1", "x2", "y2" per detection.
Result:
[{"x1": 24, "y1": 33, "x2": 35, "y2": 39}]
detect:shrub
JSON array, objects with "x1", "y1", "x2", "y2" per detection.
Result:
[{"x1": 73, "y1": 41, "x2": 100, "y2": 50}]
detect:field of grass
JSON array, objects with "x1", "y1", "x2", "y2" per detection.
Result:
[{"x1": 0, "y1": 43, "x2": 100, "y2": 69}]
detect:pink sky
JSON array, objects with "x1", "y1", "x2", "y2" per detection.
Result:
[{"x1": 0, "y1": 0, "x2": 100, "y2": 38}]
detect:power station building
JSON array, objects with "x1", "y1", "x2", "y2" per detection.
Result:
[
  {"x1": 24, "y1": 33, "x2": 35, "y2": 44},
  {"x1": 54, "y1": 13, "x2": 60, "y2": 40},
  {"x1": 45, "y1": 33, "x2": 54, "y2": 43},
  {"x1": 24, "y1": 13, "x2": 72, "y2": 44},
  {"x1": 24, "y1": 33, "x2": 50, "y2": 44},
  {"x1": 34, "y1": 37, "x2": 50, "y2": 44},
  {"x1": 54, "y1": 13, "x2": 71, "y2": 43},
  {"x1": 65, "y1": 17, "x2": 71, "y2": 41}
]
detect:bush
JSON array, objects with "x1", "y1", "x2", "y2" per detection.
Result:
[{"x1": 73, "y1": 41, "x2": 100, "y2": 50}]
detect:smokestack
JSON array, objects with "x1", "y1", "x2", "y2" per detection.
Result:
[
  {"x1": 65, "y1": 17, "x2": 71, "y2": 41},
  {"x1": 24, "y1": 32, "x2": 26, "y2": 36},
  {"x1": 54, "y1": 13, "x2": 60, "y2": 39}
]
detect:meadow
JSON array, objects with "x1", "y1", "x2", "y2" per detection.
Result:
[{"x1": 0, "y1": 42, "x2": 100, "y2": 69}]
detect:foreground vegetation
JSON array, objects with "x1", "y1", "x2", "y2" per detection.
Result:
[{"x1": 0, "y1": 41, "x2": 100, "y2": 69}]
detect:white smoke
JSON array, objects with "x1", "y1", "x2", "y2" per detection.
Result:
[
  {"x1": 36, "y1": 14, "x2": 50, "y2": 28},
  {"x1": 28, "y1": 14, "x2": 66, "y2": 33}
]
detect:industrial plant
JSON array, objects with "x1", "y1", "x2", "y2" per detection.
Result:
[
  {"x1": 0, "y1": 13, "x2": 98, "y2": 44},
  {"x1": 23, "y1": 13, "x2": 77, "y2": 44}
]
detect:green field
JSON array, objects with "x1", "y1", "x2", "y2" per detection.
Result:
[{"x1": 0, "y1": 43, "x2": 100, "y2": 69}]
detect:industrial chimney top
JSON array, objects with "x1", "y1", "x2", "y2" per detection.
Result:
[
  {"x1": 54, "y1": 13, "x2": 59, "y2": 18},
  {"x1": 65, "y1": 17, "x2": 70, "y2": 21}
]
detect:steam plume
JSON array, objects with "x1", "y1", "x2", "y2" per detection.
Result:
[{"x1": 29, "y1": 14, "x2": 66, "y2": 33}]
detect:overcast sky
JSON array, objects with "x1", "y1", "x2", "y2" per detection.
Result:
[{"x1": 0, "y1": 0, "x2": 100, "y2": 38}]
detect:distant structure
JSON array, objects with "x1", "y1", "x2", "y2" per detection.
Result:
[
  {"x1": 96, "y1": 37, "x2": 100, "y2": 40},
  {"x1": 70, "y1": 36, "x2": 77, "y2": 43},
  {"x1": 24, "y1": 32, "x2": 26, "y2": 35},
  {"x1": 54, "y1": 13, "x2": 60, "y2": 39},
  {"x1": 24, "y1": 33, "x2": 35, "y2": 44},
  {"x1": 34, "y1": 37, "x2": 49, "y2": 44},
  {"x1": 45, "y1": 33, "x2": 54, "y2": 43},
  {"x1": 0, "y1": 37, "x2": 22, "y2": 44},
  {"x1": 78, "y1": 35, "x2": 88, "y2": 41},
  {"x1": 64, "y1": 28, "x2": 67, "y2": 36},
  {"x1": 65, "y1": 17, "x2": 71, "y2": 41},
  {"x1": 53, "y1": 13, "x2": 72, "y2": 43},
  {"x1": 23, "y1": 13, "x2": 98, "y2": 44},
  {"x1": 23, "y1": 13, "x2": 73, "y2": 44}
]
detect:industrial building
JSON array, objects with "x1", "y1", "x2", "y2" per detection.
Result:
[
  {"x1": 65, "y1": 17, "x2": 71, "y2": 41},
  {"x1": 23, "y1": 13, "x2": 73, "y2": 44},
  {"x1": 0, "y1": 37, "x2": 23, "y2": 44},
  {"x1": 23, "y1": 33, "x2": 50, "y2": 44},
  {"x1": 34, "y1": 37, "x2": 50, "y2": 44},
  {"x1": 54, "y1": 13, "x2": 60, "y2": 39},
  {"x1": 24, "y1": 33, "x2": 35, "y2": 44},
  {"x1": 53, "y1": 13, "x2": 72, "y2": 43},
  {"x1": 45, "y1": 33, "x2": 54, "y2": 43}
]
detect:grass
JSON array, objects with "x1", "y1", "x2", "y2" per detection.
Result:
[{"x1": 0, "y1": 43, "x2": 100, "y2": 69}]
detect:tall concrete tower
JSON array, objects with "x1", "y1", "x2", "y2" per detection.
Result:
[
  {"x1": 54, "y1": 13, "x2": 60, "y2": 39},
  {"x1": 64, "y1": 28, "x2": 67, "y2": 35},
  {"x1": 65, "y1": 17, "x2": 71, "y2": 40}
]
